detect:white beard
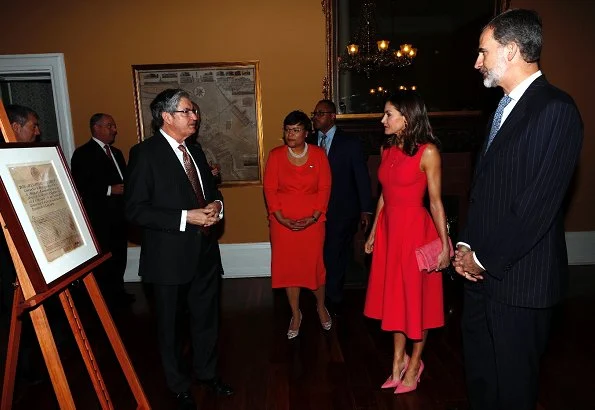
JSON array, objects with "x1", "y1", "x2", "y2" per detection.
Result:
[{"x1": 483, "y1": 49, "x2": 507, "y2": 88}]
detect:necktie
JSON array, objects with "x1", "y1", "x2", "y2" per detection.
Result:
[
  {"x1": 320, "y1": 134, "x2": 328, "y2": 154},
  {"x1": 485, "y1": 95, "x2": 512, "y2": 152},
  {"x1": 178, "y1": 145, "x2": 207, "y2": 208},
  {"x1": 104, "y1": 144, "x2": 112, "y2": 159}
]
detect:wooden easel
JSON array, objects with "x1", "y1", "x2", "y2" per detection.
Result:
[{"x1": 0, "y1": 101, "x2": 150, "y2": 409}]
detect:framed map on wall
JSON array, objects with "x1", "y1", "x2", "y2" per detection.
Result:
[{"x1": 132, "y1": 61, "x2": 264, "y2": 185}]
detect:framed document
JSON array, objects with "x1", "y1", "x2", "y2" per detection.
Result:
[
  {"x1": 132, "y1": 61, "x2": 265, "y2": 185},
  {"x1": 0, "y1": 143, "x2": 99, "y2": 288}
]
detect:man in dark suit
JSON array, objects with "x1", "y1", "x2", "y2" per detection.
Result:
[
  {"x1": 125, "y1": 89, "x2": 232, "y2": 409},
  {"x1": 308, "y1": 100, "x2": 372, "y2": 314},
  {"x1": 71, "y1": 113, "x2": 133, "y2": 306},
  {"x1": 453, "y1": 9, "x2": 583, "y2": 410}
]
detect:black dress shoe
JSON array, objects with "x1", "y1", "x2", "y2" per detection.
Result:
[
  {"x1": 174, "y1": 391, "x2": 196, "y2": 410},
  {"x1": 198, "y1": 378, "x2": 234, "y2": 396}
]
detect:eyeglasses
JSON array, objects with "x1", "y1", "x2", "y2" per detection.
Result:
[
  {"x1": 311, "y1": 111, "x2": 334, "y2": 117},
  {"x1": 284, "y1": 127, "x2": 305, "y2": 134},
  {"x1": 172, "y1": 109, "x2": 199, "y2": 116}
]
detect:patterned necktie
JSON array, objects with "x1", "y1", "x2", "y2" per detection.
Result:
[
  {"x1": 178, "y1": 145, "x2": 207, "y2": 208},
  {"x1": 320, "y1": 134, "x2": 328, "y2": 154},
  {"x1": 104, "y1": 144, "x2": 113, "y2": 159},
  {"x1": 485, "y1": 95, "x2": 512, "y2": 152}
]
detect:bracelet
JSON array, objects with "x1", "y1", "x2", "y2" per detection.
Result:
[{"x1": 312, "y1": 215, "x2": 318, "y2": 222}]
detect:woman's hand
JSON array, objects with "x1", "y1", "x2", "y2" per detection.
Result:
[
  {"x1": 294, "y1": 217, "x2": 316, "y2": 230},
  {"x1": 275, "y1": 214, "x2": 298, "y2": 231},
  {"x1": 364, "y1": 234, "x2": 375, "y2": 254},
  {"x1": 435, "y1": 247, "x2": 452, "y2": 271}
]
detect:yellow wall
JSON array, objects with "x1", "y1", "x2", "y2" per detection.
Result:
[
  {"x1": 511, "y1": 0, "x2": 595, "y2": 231},
  {"x1": 0, "y1": 0, "x2": 327, "y2": 243},
  {"x1": 1, "y1": 0, "x2": 593, "y2": 240}
]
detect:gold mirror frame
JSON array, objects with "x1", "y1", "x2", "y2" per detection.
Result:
[{"x1": 321, "y1": 0, "x2": 512, "y2": 114}]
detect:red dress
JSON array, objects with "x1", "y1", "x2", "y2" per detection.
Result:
[
  {"x1": 364, "y1": 145, "x2": 444, "y2": 339},
  {"x1": 263, "y1": 145, "x2": 331, "y2": 289}
]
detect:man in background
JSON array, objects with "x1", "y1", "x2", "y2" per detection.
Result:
[
  {"x1": 1, "y1": 104, "x2": 42, "y2": 311},
  {"x1": 1, "y1": 105, "x2": 45, "y2": 385},
  {"x1": 71, "y1": 113, "x2": 133, "y2": 307},
  {"x1": 5, "y1": 104, "x2": 41, "y2": 142},
  {"x1": 308, "y1": 99, "x2": 372, "y2": 315},
  {"x1": 453, "y1": 9, "x2": 583, "y2": 410}
]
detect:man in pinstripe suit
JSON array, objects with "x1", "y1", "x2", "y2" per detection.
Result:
[{"x1": 453, "y1": 9, "x2": 583, "y2": 410}]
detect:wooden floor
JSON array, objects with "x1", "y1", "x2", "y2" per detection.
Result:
[{"x1": 2, "y1": 265, "x2": 595, "y2": 410}]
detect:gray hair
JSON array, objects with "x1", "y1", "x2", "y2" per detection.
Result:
[
  {"x1": 486, "y1": 9, "x2": 542, "y2": 63},
  {"x1": 149, "y1": 88, "x2": 191, "y2": 129},
  {"x1": 6, "y1": 104, "x2": 38, "y2": 126}
]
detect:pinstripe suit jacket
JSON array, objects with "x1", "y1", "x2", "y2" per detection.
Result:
[
  {"x1": 125, "y1": 133, "x2": 222, "y2": 285},
  {"x1": 461, "y1": 76, "x2": 583, "y2": 307}
]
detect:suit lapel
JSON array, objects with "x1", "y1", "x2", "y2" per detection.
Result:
[
  {"x1": 475, "y1": 76, "x2": 548, "y2": 176},
  {"x1": 327, "y1": 128, "x2": 341, "y2": 159}
]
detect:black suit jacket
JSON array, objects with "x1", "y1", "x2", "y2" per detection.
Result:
[
  {"x1": 71, "y1": 139, "x2": 126, "y2": 248},
  {"x1": 461, "y1": 76, "x2": 583, "y2": 308},
  {"x1": 307, "y1": 127, "x2": 372, "y2": 220},
  {"x1": 125, "y1": 133, "x2": 222, "y2": 285}
]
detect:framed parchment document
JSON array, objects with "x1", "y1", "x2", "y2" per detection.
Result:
[
  {"x1": 132, "y1": 62, "x2": 265, "y2": 185},
  {"x1": 0, "y1": 143, "x2": 98, "y2": 286}
]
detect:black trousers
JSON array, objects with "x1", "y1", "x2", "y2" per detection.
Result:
[
  {"x1": 462, "y1": 283, "x2": 552, "y2": 410},
  {"x1": 323, "y1": 216, "x2": 359, "y2": 305},
  {"x1": 152, "y1": 236, "x2": 221, "y2": 394},
  {"x1": 93, "y1": 215, "x2": 128, "y2": 299}
]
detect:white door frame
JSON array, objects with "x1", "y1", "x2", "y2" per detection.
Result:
[{"x1": 0, "y1": 53, "x2": 75, "y2": 162}]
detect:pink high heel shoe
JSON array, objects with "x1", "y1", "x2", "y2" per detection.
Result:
[
  {"x1": 394, "y1": 360, "x2": 424, "y2": 394},
  {"x1": 318, "y1": 307, "x2": 332, "y2": 331},
  {"x1": 381, "y1": 355, "x2": 410, "y2": 389},
  {"x1": 287, "y1": 311, "x2": 302, "y2": 340}
]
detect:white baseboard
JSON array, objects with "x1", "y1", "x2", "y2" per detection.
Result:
[
  {"x1": 124, "y1": 242, "x2": 271, "y2": 282},
  {"x1": 123, "y1": 233, "x2": 594, "y2": 282},
  {"x1": 565, "y1": 231, "x2": 595, "y2": 265}
]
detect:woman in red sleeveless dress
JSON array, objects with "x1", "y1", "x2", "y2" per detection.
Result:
[{"x1": 364, "y1": 92, "x2": 451, "y2": 394}]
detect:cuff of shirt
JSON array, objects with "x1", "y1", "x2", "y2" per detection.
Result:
[
  {"x1": 107, "y1": 186, "x2": 111, "y2": 196},
  {"x1": 180, "y1": 210, "x2": 187, "y2": 231},
  {"x1": 215, "y1": 200, "x2": 224, "y2": 219}
]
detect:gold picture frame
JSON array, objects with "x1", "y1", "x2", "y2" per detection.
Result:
[
  {"x1": 322, "y1": 0, "x2": 512, "y2": 115},
  {"x1": 132, "y1": 61, "x2": 265, "y2": 186}
]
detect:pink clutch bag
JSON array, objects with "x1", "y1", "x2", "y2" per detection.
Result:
[{"x1": 415, "y1": 237, "x2": 454, "y2": 272}]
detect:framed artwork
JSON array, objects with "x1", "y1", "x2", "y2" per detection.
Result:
[
  {"x1": 322, "y1": 0, "x2": 511, "y2": 114},
  {"x1": 0, "y1": 143, "x2": 99, "y2": 287},
  {"x1": 132, "y1": 62, "x2": 265, "y2": 185}
]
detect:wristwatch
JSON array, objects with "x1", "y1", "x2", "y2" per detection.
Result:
[{"x1": 312, "y1": 215, "x2": 319, "y2": 222}]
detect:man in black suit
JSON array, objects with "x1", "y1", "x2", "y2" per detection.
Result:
[
  {"x1": 125, "y1": 89, "x2": 232, "y2": 409},
  {"x1": 71, "y1": 113, "x2": 133, "y2": 306},
  {"x1": 309, "y1": 99, "x2": 372, "y2": 314},
  {"x1": 453, "y1": 9, "x2": 583, "y2": 410}
]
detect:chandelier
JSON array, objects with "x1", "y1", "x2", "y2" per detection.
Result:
[{"x1": 339, "y1": 0, "x2": 417, "y2": 78}]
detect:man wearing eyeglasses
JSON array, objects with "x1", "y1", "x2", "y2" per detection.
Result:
[
  {"x1": 71, "y1": 113, "x2": 134, "y2": 307},
  {"x1": 308, "y1": 99, "x2": 373, "y2": 316},
  {"x1": 125, "y1": 89, "x2": 232, "y2": 409}
]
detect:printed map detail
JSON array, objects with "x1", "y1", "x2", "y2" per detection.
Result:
[{"x1": 137, "y1": 66, "x2": 261, "y2": 183}]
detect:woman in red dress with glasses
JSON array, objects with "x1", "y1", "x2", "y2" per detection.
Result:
[{"x1": 264, "y1": 110, "x2": 332, "y2": 339}]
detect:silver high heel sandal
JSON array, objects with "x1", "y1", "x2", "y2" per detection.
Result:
[
  {"x1": 287, "y1": 310, "x2": 302, "y2": 339},
  {"x1": 318, "y1": 306, "x2": 332, "y2": 331}
]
